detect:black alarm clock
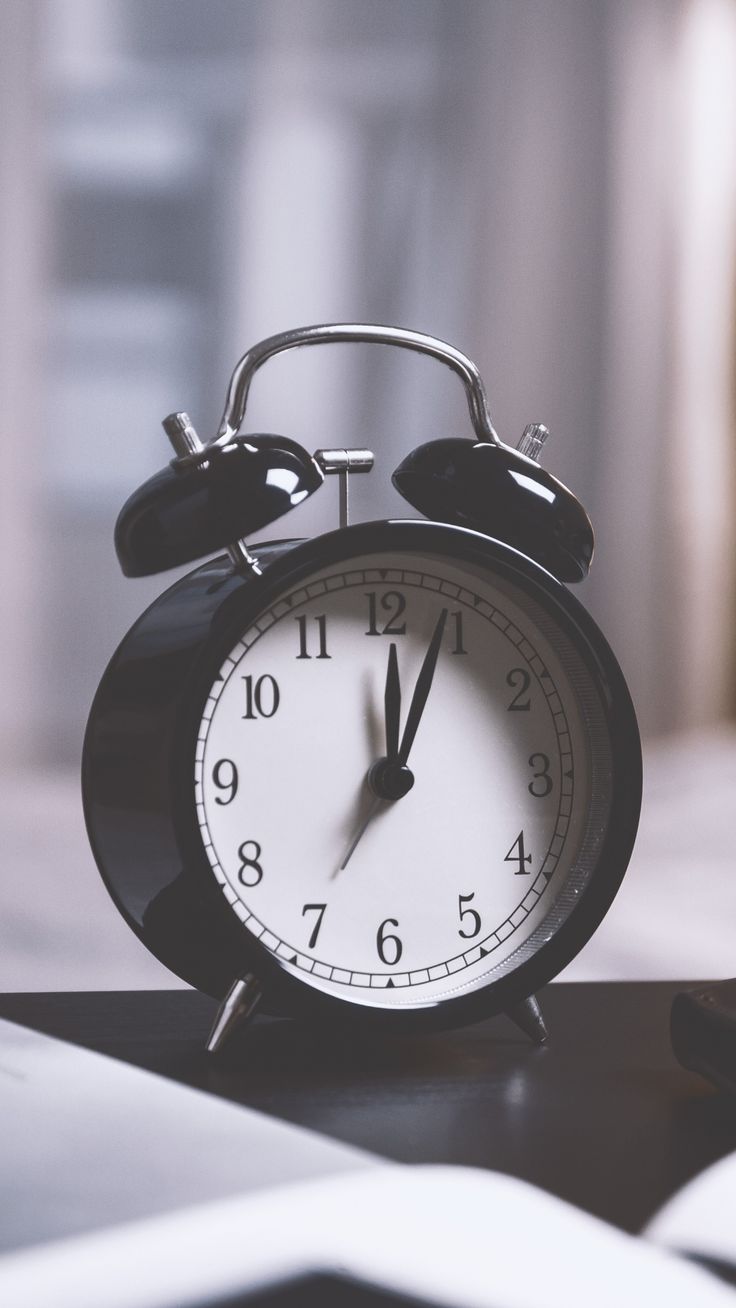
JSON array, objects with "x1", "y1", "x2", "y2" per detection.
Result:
[{"x1": 82, "y1": 324, "x2": 641, "y2": 1053}]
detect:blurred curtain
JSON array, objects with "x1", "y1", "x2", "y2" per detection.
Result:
[
  {"x1": 669, "y1": 0, "x2": 736, "y2": 727},
  {"x1": 0, "y1": 1, "x2": 44, "y2": 764},
  {"x1": 594, "y1": 0, "x2": 736, "y2": 734}
]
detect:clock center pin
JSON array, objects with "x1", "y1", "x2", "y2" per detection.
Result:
[{"x1": 368, "y1": 759, "x2": 415, "y2": 801}]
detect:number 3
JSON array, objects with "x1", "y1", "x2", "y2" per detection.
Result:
[{"x1": 528, "y1": 753, "x2": 553, "y2": 797}]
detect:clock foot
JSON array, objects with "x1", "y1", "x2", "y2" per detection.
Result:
[
  {"x1": 206, "y1": 974, "x2": 262, "y2": 1054},
  {"x1": 506, "y1": 994, "x2": 549, "y2": 1045}
]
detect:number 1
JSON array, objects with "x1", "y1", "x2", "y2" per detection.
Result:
[{"x1": 450, "y1": 610, "x2": 467, "y2": 655}]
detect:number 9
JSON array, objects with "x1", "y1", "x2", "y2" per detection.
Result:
[{"x1": 212, "y1": 758, "x2": 239, "y2": 805}]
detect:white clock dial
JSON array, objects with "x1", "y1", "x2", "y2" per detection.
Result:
[{"x1": 194, "y1": 549, "x2": 609, "y2": 1009}]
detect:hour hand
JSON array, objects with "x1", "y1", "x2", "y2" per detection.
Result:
[{"x1": 384, "y1": 642, "x2": 401, "y2": 760}]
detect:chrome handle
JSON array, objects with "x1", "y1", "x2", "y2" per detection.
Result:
[{"x1": 205, "y1": 323, "x2": 500, "y2": 456}]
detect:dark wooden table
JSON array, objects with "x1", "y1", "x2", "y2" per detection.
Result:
[{"x1": 1, "y1": 982, "x2": 734, "y2": 1237}]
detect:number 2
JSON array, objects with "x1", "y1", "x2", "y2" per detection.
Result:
[{"x1": 506, "y1": 668, "x2": 531, "y2": 711}]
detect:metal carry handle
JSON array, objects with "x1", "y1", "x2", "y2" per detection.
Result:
[{"x1": 182, "y1": 324, "x2": 501, "y2": 464}]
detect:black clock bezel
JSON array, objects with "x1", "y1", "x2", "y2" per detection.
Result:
[{"x1": 168, "y1": 518, "x2": 641, "y2": 1033}]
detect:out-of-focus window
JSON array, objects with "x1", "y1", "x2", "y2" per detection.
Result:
[{"x1": 2, "y1": 0, "x2": 735, "y2": 766}]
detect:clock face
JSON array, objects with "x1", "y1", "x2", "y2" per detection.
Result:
[{"x1": 194, "y1": 546, "x2": 615, "y2": 1010}]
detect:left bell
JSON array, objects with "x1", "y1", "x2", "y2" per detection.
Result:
[{"x1": 114, "y1": 431, "x2": 324, "y2": 577}]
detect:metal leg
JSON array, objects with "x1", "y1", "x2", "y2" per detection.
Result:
[
  {"x1": 506, "y1": 994, "x2": 549, "y2": 1045},
  {"x1": 206, "y1": 974, "x2": 262, "y2": 1054}
]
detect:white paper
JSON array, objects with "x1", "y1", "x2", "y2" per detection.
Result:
[
  {"x1": 2, "y1": 1165, "x2": 735, "y2": 1308},
  {"x1": 646, "y1": 1147, "x2": 736, "y2": 1268},
  {"x1": 0, "y1": 1015, "x2": 374, "y2": 1255},
  {"x1": 2, "y1": 1015, "x2": 734, "y2": 1308}
]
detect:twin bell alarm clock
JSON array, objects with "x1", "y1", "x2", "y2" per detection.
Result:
[{"x1": 82, "y1": 324, "x2": 641, "y2": 1053}]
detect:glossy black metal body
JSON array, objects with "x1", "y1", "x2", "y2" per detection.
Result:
[
  {"x1": 82, "y1": 519, "x2": 641, "y2": 1033},
  {"x1": 115, "y1": 435, "x2": 324, "y2": 577},
  {"x1": 393, "y1": 438, "x2": 594, "y2": 581}
]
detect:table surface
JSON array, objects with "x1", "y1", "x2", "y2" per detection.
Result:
[{"x1": 2, "y1": 982, "x2": 734, "y2": 1237}]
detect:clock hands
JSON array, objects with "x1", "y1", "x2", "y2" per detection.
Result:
[
  {"x1": 368, "y1": 607, "x2": 448, "y2": 800},
  {"x1": 337, "y1": 609, "x2": 448, "y2": 872},
  {"x1": 384, "y1": 641, "x2": 401, "y2": 761},
  {"x1": 337, "y1": 793, "x2": 385, "y2": 873},
  {"x1": 338, "y1": 640, "x2": 404, "y2": 872},
  {"x1": 397, "y1": 607, "x2": 447, "y2": 766}
]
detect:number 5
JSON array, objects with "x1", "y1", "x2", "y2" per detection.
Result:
[{"x1": 458, "y1": 892, "x2": 481, "y2": 939}]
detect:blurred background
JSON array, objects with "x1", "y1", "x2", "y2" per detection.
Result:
[{"x1": 1, "y1": 0, "x2": 735, "y2": 991}]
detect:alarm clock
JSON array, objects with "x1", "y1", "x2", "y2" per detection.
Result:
[{"x1": 82, "y1": 324, "x2": 641, "y2": 1053}]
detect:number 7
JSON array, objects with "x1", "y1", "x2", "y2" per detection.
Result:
[{"x1": 302, "y1": 903, "x2": 327, "y2": 949}]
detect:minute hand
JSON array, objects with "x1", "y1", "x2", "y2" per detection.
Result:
[{"x1": 397, "y1": 608, "x2": 448, "y2": 766}]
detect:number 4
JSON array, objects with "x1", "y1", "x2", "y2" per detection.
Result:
[{"x1": 504, "y1": 831, "x2": 532, "y2": 875}]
